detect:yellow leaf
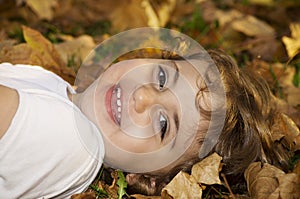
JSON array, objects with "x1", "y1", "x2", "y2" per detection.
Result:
[
  {"x1": 282, "y1": 23, "x2": 300, "y2": 58},
  {"x1": 25, "y1": 0, "x2": 57, "y2": 20},
  {"x1": 191, "y1": 153, "x2": 222, "y2": 185},
  {"x1": 162, "y1": 171, "x2": 202, "y2": 199},
  {"x1": 231, "y1": 15, "x2": 275, "y2": 37},
  {"x1": 22, "y1": 26, "x2": 75, "y2": 83},
  {"x1": 54, "y1": 35, "x2": 96, "y2": 69},
  {"x1": 109, "y1": 0, "x2": 176, "y2": 31},
  {"x1": 214, "y1": 9, "x2": 275, "y2": 37},
  {"x1": 109, "y1": 0, "x2": 148, "y2": 31},
  {"x1": 142, "y1": 0, "x2": 176, "y2": 27}
]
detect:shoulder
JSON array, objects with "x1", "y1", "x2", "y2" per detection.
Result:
[{"x1": 0, "y1": 85, "x2": 19, "y2": 139}]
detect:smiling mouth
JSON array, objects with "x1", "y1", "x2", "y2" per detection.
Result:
[{"x1": 105, "y1": 84, "x2": 122, "y2": 126}]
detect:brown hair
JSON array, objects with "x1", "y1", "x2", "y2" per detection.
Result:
[{"x1": 117, "y1": 49, "x2": 293, "y2": 195}]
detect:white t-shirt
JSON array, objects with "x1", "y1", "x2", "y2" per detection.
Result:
[{"x1": 0, "y1": 63, "x2": 105, "y2": 199}]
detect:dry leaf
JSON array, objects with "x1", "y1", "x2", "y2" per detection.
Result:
[
  {"x1": 25, "y1": 0, "x2": 57, "y2": 20},
  {"x1": 54, "y1": 35, "x2": 96, "y2": 69},
  {"x1": 269, "y1": 173, "x2": 300, "y2": 199},
  {"x1": 231, "y1": 15, "x2": 275, "y2": 37},
  {"x1": 191, "y1": 153, "x2": 222, "y2": 185},
  {"x1": 109, "y1": 0, "x2": 148, "y2": 31},
  {"x1": 109, "y1": 0, "x2": 176, "y2": 31},
  {"x1": 272, "y1": 96, "x2": 300, "y2": 127},
  {"x1": 130, "y1": 194, "x2": 161, "y2": 199},
  {"x1": 251, "y1": 60, "x2": 295, "y2": 87},
  {"x1": 245, "y1": 162, "x2": 300, "y2": 199},
  {"x1": 213, "y1": 9, "x2": 275, "y2": 37},
  {"x1": 286, "y1": 86, "x2": 300, "y2": 107},
  {"x1": 141, "y1": 0, "x2": 176, "y2": 27},
  {"x1": 21, "y1": 26, "x2": 76, "y2": 83},
  {"x1": 161, "y1": 153, "x2": 223, "y2": 198},
  {"x1": 0, "y1": 26, "x2": 76, "y2": 84},
  {"x1": 271, "y1": 113, "x2": 300, "y2": 151},
  {"x1": 161, "y1": 171, "x2": 202, "y2": 199},
  {"x1": 282, "y1": 23, "x2": 300, "y2": 58},
  {"x1": 71, "y1": 192, "x2": 95, "y2": 199},
  {"x1": 0, "y1": 43, "x2": 33, "y2": 64},
  {"x1": 245, "y1": 162, "x2": 285, "y2": 199}
]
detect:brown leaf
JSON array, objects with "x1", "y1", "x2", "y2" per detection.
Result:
[
  {"x1": 71, "y1": 192, "x2": 95, "y2": 199},
  {"x1": 250, "y1": 60, "x2": 295, "y2": 87},
  {"x1": 245, "y1": 162, "x2": 300, "y2": 199},
  {"x1": 211, "y1": 8, "x2": 275, "y2": 37},
  {"x1": 269, "y1": 173, "x2": 300, "y2": 199},
  {"x1": 141, "y1": 0, "x2": 176, "y2": 27},
  {"x1": 109, "y1": 0, "x2": 148, "y2": 31},
  {"x1": 231, "y1": 15, "x2": 275, "y2": 37},
  {"x1": 130, "y1": 194, "x2": 161, "y2": 199},
  {"x1": 271, "y1": 113, "x2": 300, "y2": 151},
  {"x1": 272, "y1": 96, "x2": 300, "y2": 127},
  {"x1": 109, "y1": 0, "x2": 176, "y2": 31},
  {"x1": 286, "y1": 86, "x2": 300, "y2": 107},
  {"x1": 161, "y1": 171, "x2": 202, "y2": 199},
  {"x1": 54, "y1": 35, "x2": 96, "y2": 70},
  {"x1": 0, "y1": 43, "x2": 34, "y2": 64},
  {"x1": 25, "y1": 0, "x2": 57, "y2": 20},
  {"x1": 21, "y1": 26, "x2": 76, "y2": 84},
  {"x1": 282, "y1": 23, "x2": 300, "y2": 58},
  {"x1": 161, "y1": 153, "x2": 223, "y2": 198},
  {"x1": 191, "y1": 152, "x2": 222, "y2": 185}
]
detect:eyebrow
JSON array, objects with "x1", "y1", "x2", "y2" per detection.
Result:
[
  {"x1": 173, "y1": 112, "x2": 179, "y2": 133},
  {"x1": 172, "y1": 61, "x2": 180, "y2": 84},
  {"x1": 169, "y1": 61, "x2": 180, "y2": 138}
]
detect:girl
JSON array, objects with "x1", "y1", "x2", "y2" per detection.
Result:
[
  {"x1": 0, "y1": 28, "x2": 296, "y2": 198},
  {"x1": 124, "y1": 49, "x2": 298, "y2": 195}
]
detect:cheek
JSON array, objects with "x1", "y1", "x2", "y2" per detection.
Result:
[{"x1": 108, "y1": 131, "x2": 160, "y2": 153}]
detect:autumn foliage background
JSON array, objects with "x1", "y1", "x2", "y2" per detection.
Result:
[{"x1": 0, "y1": 0, "x2": 300, "y2": 198}]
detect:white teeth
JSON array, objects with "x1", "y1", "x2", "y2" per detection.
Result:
[
  {"x1": 113, "y1": 85, "x2": 122, "y2": 125},
  {"x1": 117, "y1": 87, "x2": 121, "y2": 98},
  {"x1": 117, "y1": 99, "x2": 121, "y2": 106}
]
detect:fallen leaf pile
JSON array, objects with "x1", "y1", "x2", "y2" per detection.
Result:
[
  {"x1": 245, "y1": 161, "x2": 300, "y2": 199},
  {"x1": 162, "y1": 153, "x2": 222, "y2": 198},
  {"x1": 282, "y1": 23, "x2": 300, "y2": 59},
  {"x1": 0, "y1": 0, "x2": 300, "y2": 198},
  {"x1": 0, "y1": 26, "x2": 76, "y2": 84}
]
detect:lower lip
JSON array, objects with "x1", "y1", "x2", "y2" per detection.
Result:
[{"x1": 105, "y1": 85, "x2": 116, "y2": 124}]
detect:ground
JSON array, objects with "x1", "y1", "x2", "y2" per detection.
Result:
[{"x1": 0, "y1": 0, "x2": 300, "y2": 198}]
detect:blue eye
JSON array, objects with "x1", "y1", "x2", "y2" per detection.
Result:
[
  {"x1": 158, "y1": 66, "x2": 167, "y2": 90},
  {"x1": 159, "y1": 113, "x2": 168, "y2": 140}
]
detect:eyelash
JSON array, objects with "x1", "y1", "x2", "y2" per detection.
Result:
[
  {"x1": 157, "y1": 66, "x2": 168, "y2": 140},
  {"x1": 158, "y1": 66, "x2": 167, "y2": 90},
  {"x1": 159, "y1": 113, "x2": 168, "y2": 141}
]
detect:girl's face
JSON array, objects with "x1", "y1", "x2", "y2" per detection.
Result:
[{"x1": 93, "y1": 58, "x2": 206, "y2": 172}]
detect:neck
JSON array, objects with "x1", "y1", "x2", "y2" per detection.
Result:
[
  {"x1": 70, "y1": 82, "x2": 99, "y2": 125},
  {"x1": 71, "y1": 92, "x2": 82, "y2": 108}
]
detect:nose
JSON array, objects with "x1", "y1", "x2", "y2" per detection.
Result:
[{"x1": 133, "y1": 85, "x2": 157, "y2": 113}]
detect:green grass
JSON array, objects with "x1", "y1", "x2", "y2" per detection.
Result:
[{"x1": 292, "y1": 62, "x2": 300, "y2": 87}]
